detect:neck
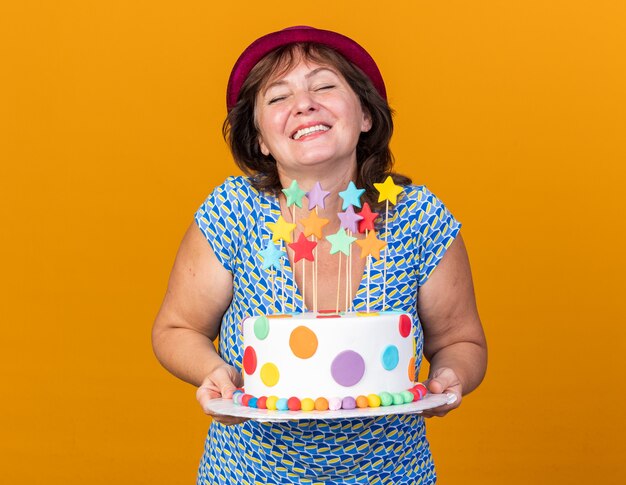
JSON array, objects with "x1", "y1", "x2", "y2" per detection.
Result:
[{"x1": 277, "y1": 162, "x2": 357, "y2": 208}]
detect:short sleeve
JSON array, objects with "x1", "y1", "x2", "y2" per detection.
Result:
[
  {"x1": 194, "y1": 177, "x2": 243, "y2": 273},
  {"x1": 415, "y1": 186, "x2": 462, "y2": 286}
]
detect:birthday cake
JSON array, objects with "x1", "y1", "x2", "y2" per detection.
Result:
[
  {"x1": 235, "y1": 311, "x2": 427, "y2": 411},
  {"x1": 232, "y1": 178, "x2": 429, "y2": 412}
]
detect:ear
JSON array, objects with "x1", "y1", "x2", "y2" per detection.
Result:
[
  {"x1": 258, "y1": 136, "x2": 270, "y2": 156},
  {"x1": 361, "y1": 109, "x2": 372, "y2": 133}
]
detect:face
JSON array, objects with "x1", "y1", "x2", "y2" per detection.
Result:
[{"x1": 255, "y1": 58, "x2": 372, "y2": 175}]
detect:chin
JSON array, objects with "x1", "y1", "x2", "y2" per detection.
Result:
[{"x1": 292, "y1": 149, "x2": 354, "y2": 169}]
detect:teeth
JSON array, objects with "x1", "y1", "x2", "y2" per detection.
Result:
[{"x1": 292, "y1": 124, "x2": 330, "y2": 140}]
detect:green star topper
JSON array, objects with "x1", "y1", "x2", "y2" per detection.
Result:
[
  {"x1": 282, "y1": 180, "x2": 307, "y2": 208},
  {"x1": 326, "y1": 228, "x2": 357, "y2": 256}
]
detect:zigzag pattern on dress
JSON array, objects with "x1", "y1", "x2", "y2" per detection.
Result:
[{"x1": 195, "y1": 176, "x2": 461, "y2": 484}]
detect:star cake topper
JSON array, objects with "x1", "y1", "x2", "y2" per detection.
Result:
[
  {"x1": 355, "y1": 230, "x2": 386, "y2": 260},
  {"x1": 306, "y1": 181, "x2": 331, "y2": 210},
  {"x1": 300, "y1": 210, "x2": 329, "y2": 239},
  {"x1": 338, "y1": 181, "x2": 366, "y2": 210},
  {"x1": 267, "y1": 215, "x2": 296, "y2": 243},
  {"x1": 288, "y1": 232, "x2": 318, "y2": 263},
  {"x1": 374, "y1": 176, "x2": 403, "y2": 205},
  {"x1": 282, "y1": 180, "x2": 307, "y2": 208},
  {"x1": 259, "y1": 241, "x2": 286, "y2": 270},
  {"x1": 337, "y1": 206, "x2": 364, "y2": 234},
  {"x1": 358, "y1": 202, "x2": 379, "y2": 233},
  {"x1": 326, "y1": 228, "x2": 357, "y2": 256}
]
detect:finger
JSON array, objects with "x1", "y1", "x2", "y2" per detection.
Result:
[
  {"x1": 196, "y1": 386, "x2": 222, "y2": 413},
  {"x1": 211, "y1": 367, "x2": 241, "y2": 399},
  {"x1": 211, "y1": 414, "x2": 250, "y2": 426},
  {"x1": 196, "y1": 387, "x2": 248, "y2": 425},
  {"x1": 425, "y1": 368, "x2": 460, "y2": 394}
]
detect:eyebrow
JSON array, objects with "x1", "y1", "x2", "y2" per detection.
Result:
[{"x1": 262, "y1": 67, "x2": 338, "y2": 95}]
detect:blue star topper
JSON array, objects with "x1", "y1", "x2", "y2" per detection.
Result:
[
  {"x1": 338, "y1": 181, "x2": 366, "y2": 210},
  {"x1": 259, "y1": 241, "x2": 285, "y2": 270}
]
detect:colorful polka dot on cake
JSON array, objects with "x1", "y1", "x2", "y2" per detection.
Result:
[
  {"x1": 399, "y1": 314, "x2": 412, "y2": 338},
  {"x1": 400, "y1": 390, "x2": 414, "y2": 404},
  {"x1": 287, "y1": 397, "x2": 301, "y2": 411},
  {"x1": 289, "y1": 326, "x2": 318, "y2": 359},
  {"x1": 256, "y1": 396, "x2": 267, "y2": 409},
  {"x1": 253, "y1": 316, "x2": 270, "y2": 339},
  {"x1": 331, "y1": 350, "x2": 365, "y2": 386},
  {"x1": 276, "y1": 398, "x2": 289, "y2": 411},
  {"x1": 356, "y1": 395, "x2": 369, "y2": 408},
  {"x1": 381, "y1": 345, "x2": 399, "y2": 370},
  {"x1": 243, "y1": 346, "x2": 257, "y2": 375},
  {"x1": 392, "y1": 393, "x2": 404, "y2": 405},
  {"x1": 407, "y1": 356, "x2": 416, "y2": 381},
  {"x1": 260, "y1": 362, "x2": 279, "y2": 386}
]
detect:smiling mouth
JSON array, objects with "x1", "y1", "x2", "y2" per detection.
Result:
[{"x1": 291, "y1": 124, "x2": 331, "y2": 140}]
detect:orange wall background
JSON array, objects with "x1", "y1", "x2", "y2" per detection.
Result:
[{"x1": 2, "y1": 1, "x2": 625, "y2": 483}]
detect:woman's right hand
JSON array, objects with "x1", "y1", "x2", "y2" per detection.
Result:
[{"x1": 196, "y1": 364, "x2": 249, "y2": 426}]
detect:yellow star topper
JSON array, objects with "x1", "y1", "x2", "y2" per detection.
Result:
[
  {"x1": 374, "y1": 176, "x2": 403, "y2": 205},
  {"x1": 267, "y1": 215, "x2": 296, "y2": 243},
  {"x1": 355, "y1": 230, "x2": 387, "y2": 260},
  {"x1": 300, "y1": 211, "x2": 329, "y2": 239}
]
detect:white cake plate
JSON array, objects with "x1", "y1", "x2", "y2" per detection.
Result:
[{"x1": 204, "y1": 393, "x2": 457, "y2": 422}]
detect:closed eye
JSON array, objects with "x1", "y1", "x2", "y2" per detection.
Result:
[
  {"x1": 268, "y1": 95, "x2": 287, "y2": 105},
  {"x1": 315, "y1": 84, "x2": 335, "y2": 91}
]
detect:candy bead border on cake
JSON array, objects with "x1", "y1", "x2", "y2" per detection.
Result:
[{"x1": 231, "y1": 383, "x2": 430, "y2": 412}]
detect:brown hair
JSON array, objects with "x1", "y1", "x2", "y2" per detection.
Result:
[{"x1": 223, "y1": 43, "x2": 411, "y2": 209}]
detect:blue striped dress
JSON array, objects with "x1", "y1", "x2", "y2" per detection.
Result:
[{"x1": 194, "y1": 176, "x2": 461, "y2": 484}]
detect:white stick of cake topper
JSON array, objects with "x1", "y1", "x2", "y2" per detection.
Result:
[
  {"x1": 373, "y1": 177, "x2": 403, "y2": 311},
  {"x1": 271, "y1": 268, "x2": 276, "y2": 313},
  {"x1": 288, "y1": 231, "x2": 317, "y2": 313},
  {"x1": 345, "y1": 243, "x2": 350, "y2": 311},
  {"x1": 327, "y1": 226, "x2": 357, "y2": 312},
  {"x1": 355, "y1": 224, "x2": 386, "y2": 314},
  {"x1": 304, "y1": 182, "x2": 330, "y2": 313},
  {"x1": 281, "y1": 257, "x2": 285, "y2": 312},
  {"x1": 383, "y1": 200, "x2": 389, "y2": 310},
  {"x1": 266, "y1": 214, "x2": 296, "y2": 313},
  {"x1": 282, "y1": 180, "x2": 306, "y2": 311},
  {"x1": 259, "y1": 240, "x2": 286, "y2": 313},
  {"x1": 311, "y1": 240, "x2": 317, "y2": 312},
  {"x1": 336, "y1": 252, "x2": 342, "y2": 313},
  {"x1": 338, "y1": 182, "x2": 365, "y2": 311},
  {"x1": 357, "y1": 202, "x2": 379, "y2": 312},
  {"x1": 364, "y1": 227, "x2": 370, "y2": 314}
]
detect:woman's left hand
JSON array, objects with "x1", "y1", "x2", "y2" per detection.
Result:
[{"x1": 422, "y1": 367, "x2": 463, "y2": 418}]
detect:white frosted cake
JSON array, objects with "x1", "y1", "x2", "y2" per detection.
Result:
[{"x1": 235, "y1": 311, "x2": 426, "y2": 411}]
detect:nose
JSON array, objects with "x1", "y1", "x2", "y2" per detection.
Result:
[{"x1": 292, "y1": 90, "x2": 318, "y2": 115}]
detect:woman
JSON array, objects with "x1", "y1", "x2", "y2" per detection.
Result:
[{"x1": 153, "y1": 26, "x2": 487, "y2": 484}]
